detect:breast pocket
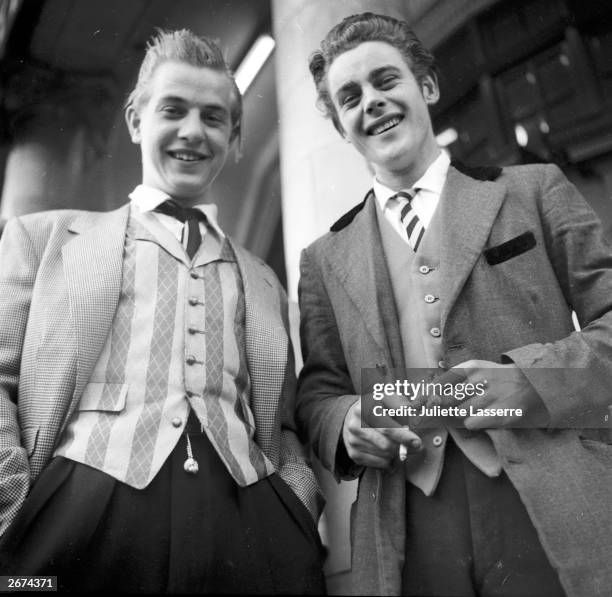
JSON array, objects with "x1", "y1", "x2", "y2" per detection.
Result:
[
  {"x1": 484, "y1": 231, "x2": 537, "y2": 265},
  {"x1": 78, "y1": 382, "x2": 128, "y2": 412}
]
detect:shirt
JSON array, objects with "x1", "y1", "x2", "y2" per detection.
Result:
[
  {"x1": 129, "y1": 184, "x2": 225, "y2": 244},
  {"x1": 373, "y1": 150, "x2": 450, "y2": 244}
]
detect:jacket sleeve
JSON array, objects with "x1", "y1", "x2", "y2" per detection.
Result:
[
  {"x1": 504, "y1": 164, "x2": 612, "y2": 429},
  {"x1": 0, "y1": 217, "x2": 38, "y2": 535},
  {"x1": 275, "y1": 282, "x2": 325, "y2": 521},
  {"x1": 296, "y1": 247, "x2": 362, "y2": 481}
]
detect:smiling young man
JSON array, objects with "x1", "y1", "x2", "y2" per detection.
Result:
[
  {"x1": 297, "y1": 12, "x2": 612, "y2": 597},
  {"x1": 326, "y1": 39, "x2": 439, "y2": 189},
  {"x1": 0, "y1": 30, "x2": 325, "y2": 593}
]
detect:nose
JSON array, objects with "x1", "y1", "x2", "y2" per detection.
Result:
[
  {"x1": 364, "y1": 86, "x2": 386, "y2": 115},
  {"x1": 178, "y1": 109, "x2": 204, "y2": 142}
]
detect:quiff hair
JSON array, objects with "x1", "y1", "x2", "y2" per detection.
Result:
[
  {"x1": 126, "y1": 29, "x2": 242, "y2": 142},
  {"x1": 309, "y1": 12, "x2": 438, "y2": 133}
]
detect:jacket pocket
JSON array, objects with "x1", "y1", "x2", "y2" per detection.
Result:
[
  {"x1": 21, "y1": 426, "x2": 39, "y2": 456},
  {"x1": 78, "y1": 382, "x2": 128, "y2": 412},
  {"x1": 484, "y1": 231, "x2": 536, "y2": 265}
]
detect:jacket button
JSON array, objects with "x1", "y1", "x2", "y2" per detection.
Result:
[
  {"x1": 432, "y1": 435, "x2": 443, "y2": 447},
  {"x1": 188, "y1": 297, "x2": 199, "y2": 306},
  {"x1": 186, "y1": 355, "x2": 197, "y2": 365},
  {"x1": 171, "y1": 417, "x2": 182, "y2": 428},
  {"x1": 438, "y1": 360, "x2": 446, "y2": 369},
  {"x1": 190, "y1": 270, "x2": 199, "y2": 279},
  {"x1": 430, "y1": 327, "x2": 441, "y2": 337},
  {"x1": 419, "y1": 265, "x2": 431, "y2": 274},
  {"x1": 424, "y1": 294, "x2": 436, "y2": 303}
]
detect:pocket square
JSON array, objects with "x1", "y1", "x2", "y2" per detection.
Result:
[{"x1": 484, "y1": 231, "x2": 536, "y2": 265}]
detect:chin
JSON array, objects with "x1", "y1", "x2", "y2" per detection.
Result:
[
  {"x1": 164, "y1": 184, "x2": 201, "y2": 201},
  {"x1": 174, "y1": 176, "x2": 210, "y2": 192},
  {"x1": 373, "y1": 151, "x2": 411, "y2": 173}
]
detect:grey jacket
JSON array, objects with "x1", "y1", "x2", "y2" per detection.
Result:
[{"x1": 297, "y1": 163, "x2": 612, "y2": 596}]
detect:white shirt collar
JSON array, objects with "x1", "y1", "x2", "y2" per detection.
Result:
[
  {"x1": 373, "y1": 150, "x2": 451, "y2": 210},
  {"x1": 129, "y1": 184, "x2": 225, "y2": 238}
]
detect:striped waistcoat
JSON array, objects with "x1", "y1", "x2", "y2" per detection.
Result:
[{"x1": 55, "y1": 209, "x2": 275, "y2": 488}]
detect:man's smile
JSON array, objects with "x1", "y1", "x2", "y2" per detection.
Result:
[
  {"x1": 366, "y1": 115, "x2": 403, "y2": 136},
  {"x1": 167, "y1": 149, "x2": 207, "y2": 162}
]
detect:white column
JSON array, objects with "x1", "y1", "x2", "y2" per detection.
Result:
[
  {"x1": 272, "y1": 2, "x2": 410, "y2": 590},
  {"x1": 272, "y1": 0, "x2": 408, "y2": 301}
]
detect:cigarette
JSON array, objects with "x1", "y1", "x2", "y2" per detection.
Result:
[{"x1": 399, "y1": 444, "x2": 408, "y2": 461}]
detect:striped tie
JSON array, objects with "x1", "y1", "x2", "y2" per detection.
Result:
[{"x1": 394, "y1": 189, "x2": 424, "y2": 252}]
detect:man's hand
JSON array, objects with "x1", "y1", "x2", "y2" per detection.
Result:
[
  {"x1": 453, "y1": 359, "x2": 550, "y2": 430},
  {"x1": 342, "y1": 399, "x2": 423, "y2": 468}
]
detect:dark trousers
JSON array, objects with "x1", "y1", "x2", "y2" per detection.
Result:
[
  {"x1": 0, "y1": 429, "x2": 325, "y2": 594},
  {"x1": 402, "y1": 437, "x2": 565, "y2": 597}
]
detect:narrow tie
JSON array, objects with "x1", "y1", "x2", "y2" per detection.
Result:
[
  {"x1": 154, "y1": 200, "x2": 206, "y2": 259},
  {"x1": 393, "y1": 189, "x2": 424, "y2": 252}
]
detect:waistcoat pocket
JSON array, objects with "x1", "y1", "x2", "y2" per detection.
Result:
[{"x1": 78, "y1": 382, "x2": 128, "y2": 412}]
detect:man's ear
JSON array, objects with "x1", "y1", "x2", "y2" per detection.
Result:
[
  {"x1": 421, "y1": 75, "x2": 440, "y2": 106},
  {"x1": 229, "y1": 134, "x2": 243, "y2": 163},
  {"x1": 125, "y1": 104, "x2": 142, "y2": 144}
]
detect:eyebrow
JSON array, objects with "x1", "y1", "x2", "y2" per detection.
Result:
[
  {"x1": 156, "y1": 94, "x2": 187, "y2": 105},
  {"x1": 334, "y1": 80, "x2": 359, "y2": 103},
  {"x1": 370, "y1": 65, "x2": 402, "y2": 78},
  {"x1": 156, "y1": 95, "x2": 229, "y2": 114},
  {"x1": 333, "y1": 64, "x2": 402, "y2": 101}
]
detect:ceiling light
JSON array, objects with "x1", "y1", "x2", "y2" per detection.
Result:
[
  {"x1": 515, "y1": 124, "x2": 529, "y2": 147},
  {"x1": 234, "y1": 34, "x2": 275, "y2": 94}
]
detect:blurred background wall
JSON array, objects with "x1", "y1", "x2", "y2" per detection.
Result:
[{"x1": 1, "y1": 0, "x2": 611, "y2": 592}]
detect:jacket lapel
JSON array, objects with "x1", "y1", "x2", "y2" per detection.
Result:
[
  {"x1": 439, "y1": 166, "x2": 506, "y2": 332},
  {"x1": 62, "y1": 205, "x2": 129, "y2": 415},
  {"x1": 323, "y1": 194, "x2": 403, "y2": 368}
]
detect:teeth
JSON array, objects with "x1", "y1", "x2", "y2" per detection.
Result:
[
  {"x1": 371, "y1": 117, "x2": 400, "y2": 135},
  {"x1": 171, "y1": 151, "x2": 202, "y2": 161}
]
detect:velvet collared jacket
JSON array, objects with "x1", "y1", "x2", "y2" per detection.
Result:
[{"x1": 297, "y1": 163, "x2": 612, "y2": 596}]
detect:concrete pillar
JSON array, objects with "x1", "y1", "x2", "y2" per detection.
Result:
[
  {"x1": 1, "y1": 63, "x2": 118, "y2": 217},
  {"x1": 272, "y1": 0, "x2": 409, "y2": 301}
]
